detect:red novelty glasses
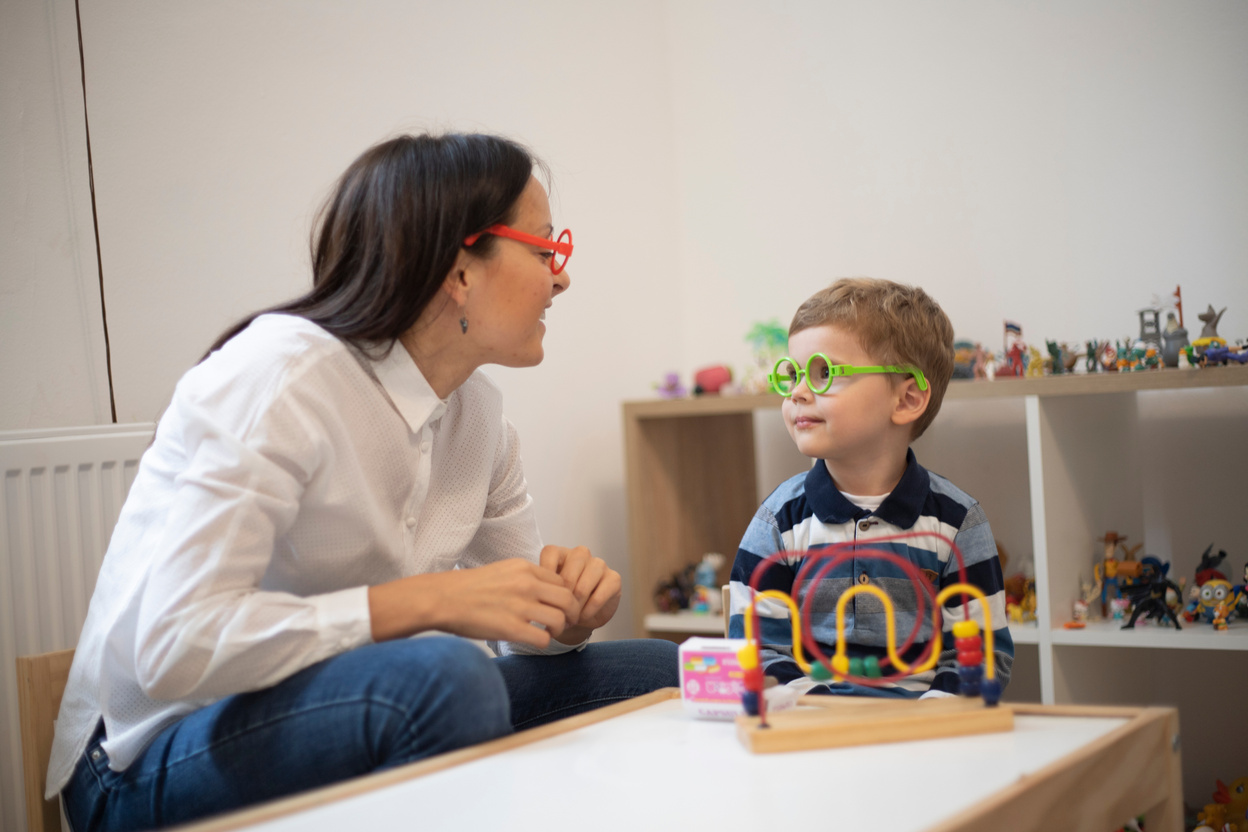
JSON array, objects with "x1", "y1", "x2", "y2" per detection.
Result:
[{"x1": 463, "y1": 225, "x2": 573, "y2": 274}]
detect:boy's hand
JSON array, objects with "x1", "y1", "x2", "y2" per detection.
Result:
[{"x1": 540, "y1": 544, "x2": 621, "y2": 643}]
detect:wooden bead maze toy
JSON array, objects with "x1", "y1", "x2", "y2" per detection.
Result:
[{"x1": 735, "y1": 531, "x2": 1014, "y2": 753}]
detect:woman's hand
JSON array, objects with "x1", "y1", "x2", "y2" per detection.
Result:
[
  {"x1": 539, "y1": 545, "x2": 622, "y2": 645},
  {"x1": 367, "y1": 558, "x2": 577, "y2": 648}
]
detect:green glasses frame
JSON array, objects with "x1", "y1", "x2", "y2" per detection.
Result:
[{"x1": 768, "y1": 353, "x2": 929, "y2": 396}]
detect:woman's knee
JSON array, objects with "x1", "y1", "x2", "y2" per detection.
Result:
[{"x1": 363, "y1": 638, "x2": 512, "y2": 756}]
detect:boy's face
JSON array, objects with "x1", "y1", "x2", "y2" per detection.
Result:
[{"x1": 781, "y1": 324, "x2": 905, "y2": 471}]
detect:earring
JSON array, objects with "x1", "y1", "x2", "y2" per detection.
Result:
[{"x1": 460, "y1": 316, "x2": 469, "y2": 334}]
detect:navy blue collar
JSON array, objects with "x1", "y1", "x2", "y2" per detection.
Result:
[{"x1": 804, "y1": 448, "x2": 930, "y2": 528}]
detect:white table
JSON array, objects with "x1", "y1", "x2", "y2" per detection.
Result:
[{"x1": 179, "y1": 690, "x2": 1183, "y2": 832}]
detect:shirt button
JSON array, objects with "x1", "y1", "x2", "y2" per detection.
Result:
[
  {"x1": 858, "y1": 573, "x2": 870, "y2": 585},
  {"x1": 858, "y1": 520, "x2": 872, "y2": 532},
  {"x1": 91, "y1": 749, "x2": 102, "y2": 762},
  {"x1": 405, "y1": 517, "x2": 417, "y2": 528},
  {"x1": 420, "y1": 440, "x2": 431, "y2": 453}
]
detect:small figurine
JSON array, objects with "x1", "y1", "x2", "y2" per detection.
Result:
[
  {"x1": 971, "y1": 344, "x2": 993, "y2": 380},
  {"x1": 1161, "y1": 306, "x2": 1189, "y2": 368},
  {"x1": 1099, "y1": 341, "x2": 1119, "y2": 372},
  {"x1": 1005, "y1": 573, "x2": 1036, "y2": 623},
  {"x1": 1198, "y1": 304, "x2": 1227, "y2": 340},
  {"x1": 1202, "y1": 344, "x2": 1248, "y2": 366},
  {"x1": 1188, "y1": 579, "x2": 1237, "y2": 625},
  {"x1": 1025, "y1": 345, "x2": 1047, "y2": 377},
  {"x1": 1196, "y1": 778, "x2": 1248, "y2": 832},
  {"x1": 690, "y1": 553, "x2": 726, "y2": 614},
  {"x1": 1045, "y1": 340, "x2": 1064, "y2": 375},
  {"x1": 1096, "y1": 532, "x2": 1128, "y2": 616},
  {"x1": 654, "y1": 372, "x2": 687, "y2": 398},
  {"x1": 1085, "y1": 340, "x2": 1101, "y2": 373},
  {"x1": 1195, "y1": 544, "x2": 1229, "y2": 585},
  {"x1": 742, "y1": 320, "x2": 788, "y2": 394},
  {"x1": 953, "y1": 340, "x2": 977, "y2": 379},
  {"x1": 1005, "y1": 342, "x2": 1026, "y2": 377},
  {"x1": 1070, "y1": 598, "x2": 1089, "y2": 627},
  {"x1": 692, "y1": 365, "x2": 732, "y2": 395},
  {"x1": 1137, "y1": 307, "x2": 1162, "y2": 351},
  {"x1": 1119, "y1": 557, "x2": 1182, "y2": 630}
]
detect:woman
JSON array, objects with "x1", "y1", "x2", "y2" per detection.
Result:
[{"x1": 48, "y1": 133, "x2": 678, "y2": 831}]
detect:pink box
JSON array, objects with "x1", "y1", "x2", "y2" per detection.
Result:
[{"x1": 679, "y1": 637, "x2": 748, "y2": 719}]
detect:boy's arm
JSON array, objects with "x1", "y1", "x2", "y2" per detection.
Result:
[
  {"x1": 932, "y1": 503, "x2": 1014, "y2": 694},
  {"x1": 727, "y1": 504, "x2": 801, "y2": 680}
]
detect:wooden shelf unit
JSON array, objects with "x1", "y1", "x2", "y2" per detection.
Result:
[{"x1": 622, "y1": 365, "x2": 1248, "y2": 806}]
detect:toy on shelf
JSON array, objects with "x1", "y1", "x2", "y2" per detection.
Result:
[
  {"x1": 1095, "y1": 531, "x2": 1139, "y2": 617},
  {"x1": 1161, "y1": 286, "x2": 1190, "y2": 367},
  {"x1": 1194, "y1": 777, "x2": 1248, "y2": 832},
  {"x1": 1201, "y1": 344, "x2": 1248, "y2": 366},
  {"x1": 1195, "y1": 304, "x2": 1228, "y2": 345},
  {"x1": 1004, "y1": 572, "x2": 1036, "y2": 623},
  {"x1": 1137, "y1": 307, "x2": 1162, "y2": 351},
  {"x1": 953, "y1": 340, "x2": 977, "y2": 379},
  {"x1": 1099, "y1": 341, "x2": 1119, "y2": 372},
  {"x1": 692, "y1": 365, "x2": 733, "y2": 395},
  {"x1": 732, "y1": 531, "x2": 1011, "y2": 754},
  {"x1": 1025, "y1": 345, "x2": 1047, "y2": 377},
  {"x1": 1119, "y1": 557, "x2": 1182, "y2": 630},
  {"x1": 1002, "y1": 321, "x2": 1026, "y2": 377},
  {"x1": 1068, "y1": 597, "x2": 1089, "y2": 628},
  {"x1": 1195, "y1": 544, "x2": 1228, "y2": 585},
  {"x1": 741, "y1": 320, "x2": 788, "y2": 394},
  {"x1": 1182, "y1": 544, "x2": 1245, "y2": 627},
  {"x1": 653, "y1": 372, "x2": 687, "y2": 399},
  {"x1": 690, "y1": 553, "x2": 726, "y2": 614},
  {"x1": 1189, "y1": 579, "x2": 1240, "y2": 627},
  {"x1": 654, "y1": 562, "x2": 699, "y2": 613}
]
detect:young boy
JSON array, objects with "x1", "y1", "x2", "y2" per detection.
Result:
[{"x1": 728, "y1": 278, "x2": 1012, "y2": 698}]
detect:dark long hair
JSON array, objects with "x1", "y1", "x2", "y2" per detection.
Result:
[{"x1": 203, "y1": 133, "x2": 536, "y2": 358}]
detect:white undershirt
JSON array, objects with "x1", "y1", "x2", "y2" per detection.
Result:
[{"x1": 840, "y1": 491, "x2": 887, "y2": 512}]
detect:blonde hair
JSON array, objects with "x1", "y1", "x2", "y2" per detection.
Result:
[{"x1": 789, "y1": 278, "x2": 954, "y2": 439}]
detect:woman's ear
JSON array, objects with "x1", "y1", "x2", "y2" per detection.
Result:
[
  {"x1": 441, "y1": 248, "x2": 476, "y2": 307},
  {"x1": 891, "y1": 378, "x2": 931, "y2": 429}
]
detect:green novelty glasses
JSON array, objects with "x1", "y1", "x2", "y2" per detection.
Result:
[{"x1": 769, "y1": 353, "x2": 929, "y2": 396}]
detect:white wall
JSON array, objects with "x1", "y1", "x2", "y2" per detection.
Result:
[
  {"x1": 666, "y1": 1, "x2": 1248, "y2": 374},
  {"x1": 0, "y1": 0, "x2": 111, "y2": 429},
  {"x1": 74, "y1": 0, "x2": 684, "y2": 639},
  {"x1": 4, "y1": 1, "x2": 1248, "y2": 644}
]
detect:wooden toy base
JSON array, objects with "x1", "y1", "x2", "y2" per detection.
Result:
[{"x1": 736, "y1": 695, "x2": 1015, "y2": 754}]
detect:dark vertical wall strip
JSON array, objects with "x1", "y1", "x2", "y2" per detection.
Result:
[{"x1": 74, "y1": 0, "x2": 117, "y2": 422}]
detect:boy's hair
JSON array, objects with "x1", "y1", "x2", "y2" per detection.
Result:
[{"x1": 789, "y1": 277, "x2": 954, "y2": 439}]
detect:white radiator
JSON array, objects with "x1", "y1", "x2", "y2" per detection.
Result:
[{"x1": 0, "y1": 423, "x2": 154, "y2": 832}]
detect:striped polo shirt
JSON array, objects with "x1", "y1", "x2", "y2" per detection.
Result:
[{"x1": 728, "y1": 450, "x2": 1014, "y2": 696}]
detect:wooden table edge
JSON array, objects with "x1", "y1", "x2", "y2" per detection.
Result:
[{"x1": 923, "y1": 705, "x2": 1181, "y2": 832}]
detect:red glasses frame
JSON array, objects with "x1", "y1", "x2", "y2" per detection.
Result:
[{"x1": 463, "y1": 225, "x2": 574, "y2": 275}]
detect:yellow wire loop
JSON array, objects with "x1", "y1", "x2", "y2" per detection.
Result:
[
  {"x1": 742, "y1": 589, "x2": 811, "y2": 674},
  {"x1": 833, "y1": 585, "x2": 911, "y2": 676},
  {"x1": 934, "y1": 583, "x2": 996, "y2": 680}
]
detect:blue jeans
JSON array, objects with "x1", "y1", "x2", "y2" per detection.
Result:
[{"x1": 62, "y1": 637, "x2": 678, "y2": 831}]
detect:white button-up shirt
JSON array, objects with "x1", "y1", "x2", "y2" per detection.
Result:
[{"x1": 47, "y1": 314, "x2": 574, "y2": 796}]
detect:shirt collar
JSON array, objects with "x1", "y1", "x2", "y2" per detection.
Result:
[
  {"x1": 804, "y1": 448, "x2": 929, "y2": 528},
  {"x1": 369, "y1": 343, "x2": 448, "y2": 433}
]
